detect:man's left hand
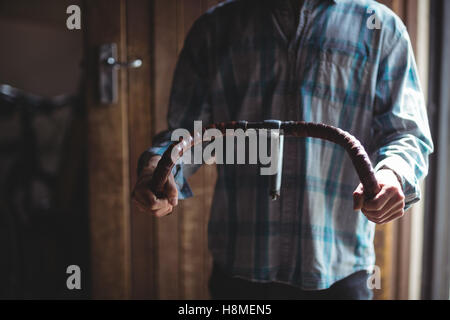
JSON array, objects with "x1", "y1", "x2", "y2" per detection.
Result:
[{"x1": 353, "y1": 169, "x2": 406, "y2": 224}]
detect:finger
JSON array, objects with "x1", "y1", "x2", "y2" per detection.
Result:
[
  {"x1": 132, "y1": 198, "x2": 150, "y2": 213},
  {"x1": 153, "y1": 204, "x2": 173, "y2": 218},
  {"x1": 133, "y1": 195, "x2": 167, "y2": 214},
  {"x1": 165, "y1": 174, "x2": 178, "y2": 206},
  {"x1": 132, "y1": 187, "x2": 171, "y2": 211},
  {"x1": 363, "y1": 214, "x2": 379, "y2": 224},
  {"x1": 363, "y1": 195, "x2": 400, "y2": 220},
  {"x1": 363, "y1": 186, "x2": 394, "y2": 211},
  {"x1": 132, "y1": 189, "x2": 151, "y2": 209},
  {"x1": 146, "y1": 190, "x2": 172, "y2": 210},
  {"x1": 364, "y1": 201, "x2": 404, "y2": 224},
  {"x1": 363, "y1": 189, "x2": 405, "y2": 215},
  {"x1": 353, "y1": 184, "x2": 364, "y2": 211},
  {"x1": 378, "y1": 204, "x2": 405, "y2": 224},
  {"x1": 379, "y1": 210, "x2": 404, "y2": 225},
  {"x1": 150, "y1": 198, "x2": 171, "y2": 210},
  {"x1": 133, "y1": 188, "x2": 165, "y2": 210}
]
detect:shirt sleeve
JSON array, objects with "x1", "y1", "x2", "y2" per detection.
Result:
[
  {"x1": 144, "y1": 16, "x2": 213, "y2": 199},
  {"x1": 371, "y1": 28, "x2": 434, "y2": 210}
]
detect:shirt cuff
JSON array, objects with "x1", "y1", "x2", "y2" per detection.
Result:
[
  {"x1": 374, "y1": 156, "x2": 420, "y2": 210},
  {"x1": 139, "y1": 143, "x2": 193, "y2": 200}
]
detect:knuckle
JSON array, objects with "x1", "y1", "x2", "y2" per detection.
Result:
[
  {"x1": 169, "y1": 180, "x2": 177, "y2": 188},
  {"x1": 134, "y1": 203, "x2": 146, "y2": 213},
  {"x1": 362, "y1": 209, "x2": 373, "y2": 217},
  {"x1": 370, "y1": 200, "x2": 382, "y2": 211},
  {"x1": 374, "y1": 217, "x2": 383, "y2": 224},
  {"x1": 153, "y1": 211, "x2": 166, "y2": 218},
  {"x1": 386, "y1": 185, "x2": 399, "y2": 194},
  {"x1": 397, "y1": 193, "x2": 405, "y2": 202},
  {"x1": 148, "y1": 196, "x2": 158, "y2": 205},
  {"x1": 370, "y1": 217, "x2": 382, "y2": 224},
  {"x1": 137, "y1": 204, "x2": 150, "y2": 214},
  {"x1": 386, "y1": 185, "x2": 396, "y2": 192},
  {"x1": 367, "y1": 211, "x2": 383, "y2": 221},
  {"x1": 132, "y1": 198, "x2": 145, "y2": 208},
  {"x1": 363, "y1": 211, "x2": 379, "y2": 223}
]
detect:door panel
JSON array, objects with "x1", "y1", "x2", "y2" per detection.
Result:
[
  {"x1": 152, "y1": 0, "x2": 220, "y2": 300},
  {"x1": 87, "y1": 0, "x2": 221, "y2": 300},
  {"x1": 127, "y1": 0, "x2": 156, "y2": 299},
  {"x1": 86, "y1": 0, "x2": 131, "y2": 299}
]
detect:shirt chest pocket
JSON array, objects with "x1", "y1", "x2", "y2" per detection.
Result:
[{"x1": 303, "y1": 50, "x2": 371, "y2": 130}]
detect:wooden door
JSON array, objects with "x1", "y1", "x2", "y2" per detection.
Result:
[
  {"x1": 86, "y1": 0, "x2": 220, "y2": 299},
  {"x1": 85, "y1": 0, "x2": 132, "y2": 299},
  {"x1": 150, "y1": 0, "x2": 222, "y2": 300}
]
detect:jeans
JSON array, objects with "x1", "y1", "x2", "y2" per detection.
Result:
[{"x1": 209, "y1": 263, "x2": 373, "y2": 300}]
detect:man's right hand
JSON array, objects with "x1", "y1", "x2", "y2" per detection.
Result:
[{"x1": 131, "y1": 155, "x2": 179, "y2": 217}]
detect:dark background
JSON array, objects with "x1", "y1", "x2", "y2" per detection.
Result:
[{"x1": 0, "y1": 0, "x2": 89, "y2": 299}]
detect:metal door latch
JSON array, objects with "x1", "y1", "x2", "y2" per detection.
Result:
[{"x1": 99, "y1": 43, "x2": 142, "y2": 104}]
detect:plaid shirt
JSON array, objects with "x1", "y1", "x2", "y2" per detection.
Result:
[{"x1": 146, "y1": 0, "x2": 433, "y2": 289}]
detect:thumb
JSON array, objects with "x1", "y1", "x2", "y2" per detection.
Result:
[
  {"x1": 353, "y1": 184, "x2": 364, "y2": 211},
  {"x1": 165, "y1": 173, "x2": 178, "y2": 206}
]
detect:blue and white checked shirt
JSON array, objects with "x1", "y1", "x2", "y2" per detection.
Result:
[{"x1": 146, "y1": 0, "x2": 433, "y2": 289}]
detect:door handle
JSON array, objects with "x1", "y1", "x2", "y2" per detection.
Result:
[
  {"x1": 98, "y1": 43, "x2": 142, "y2": 104},
  {"x1": 104, "y1": 57, "x2": 142, "y2": 69}
]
